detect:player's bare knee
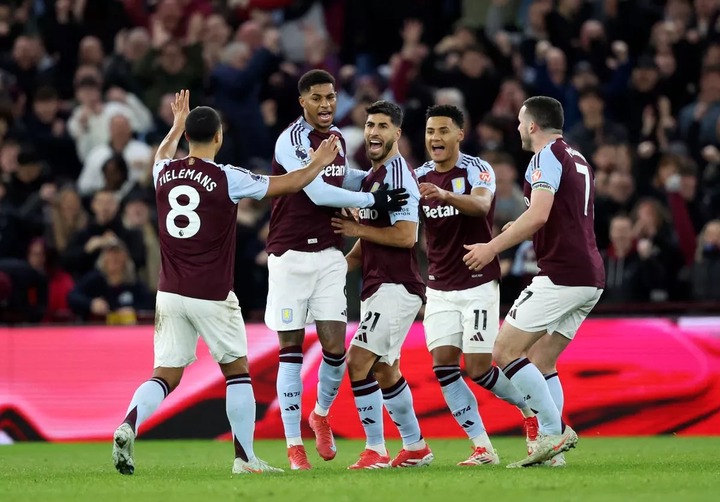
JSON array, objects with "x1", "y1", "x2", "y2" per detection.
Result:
[
  {"x1": 373, "y1": 362, "x2": 401, "y2": 389},
  {"x1": 219, "y1": 356, "x2": 249, "y2": 378},
  {"x1": 464, "y1": 353, "x2": 493, "y2": 380},
  {"x1": 316, "y1": 321, "x2": 346, "y2": 354},
  {"x1": 431, "y1": 346, "x2": 462, "y2": 367},
  {"x1": 492, "y1": 336, "x2": 516, "y2": 368},
  {"x1": 277, "y1": 329, "x2": 304, "y2": 349},
  {"x1": 346, "y1": 345, "x2": 376, "y2": 381},
  {"x1": 151, "y1": 367, "x2": 183, "y2": 392}
]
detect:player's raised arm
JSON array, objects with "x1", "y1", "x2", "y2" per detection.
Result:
[
  {"x1": 263, "y1": 136, "x2": 340, "y2": 197},
  {"x1": 154, "y1": 90, "x2": 190, "y2": 165},
  {"x1": 275, "y1": 131, "x2": 408, "y2": 211}
]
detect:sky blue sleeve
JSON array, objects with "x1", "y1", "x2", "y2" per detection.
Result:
[
  {"x1": 221, "y1": 165, "x2": 269, "y2": 202},
  {"x1": 467, "y1": 159, "x2": 496, "y2": 194},
  {"x1": 274, "y1": 128, "x2": 374, "y2": 208},
  {"x1": 526, "y1": 148, "x2": 562, "y2": 194},
  {"x1": 342, "y1": 168, "x2": 368, "y2": 191},
  {"x1": 385, "y1": 161, "x2": 419, "y2": 225},
  {"x1": 152, "y1": 159, "x2": 171, "y2": 187}
]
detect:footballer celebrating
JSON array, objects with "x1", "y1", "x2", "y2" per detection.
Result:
[{"x1": 416, "y1": 105, "x2": 536, "y2": 466}]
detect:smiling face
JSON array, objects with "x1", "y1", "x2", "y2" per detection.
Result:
[
  {"x1": 364, "y1": 112, "x2": 400, "y2": 163},
  {"x1": 425, "y1": 116, "x2": 463, "y2": 165},
  {"x1": 299, "y1": 83, "x2": 336, "y2": 132}
]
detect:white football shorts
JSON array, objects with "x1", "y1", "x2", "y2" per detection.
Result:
[
  {"x1": 504, "y1": 275, "x2": 603, "y2": 339},
  {"x1": 265, "y1": 248, "x2": 348, "y2": 331},
  {"x1": 350, "y1": 283, "x2": 423, "y2": 365},
  {"x1": 423, "y1": 280, "x2": 500, "y2": 353},
  {"x1": 154, "y1": 290, "x2": 247, "y2": 367}
]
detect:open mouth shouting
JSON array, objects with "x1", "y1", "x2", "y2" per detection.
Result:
[
  {"x1": 318, "y1": 110, "x2": 332, "y2": 123},
  {"x1": 367, "y1": 138, "x2": 384, "y2": 156},
  {"x1": 430, "y1": 144, "x2": 446, "y2": 157}
]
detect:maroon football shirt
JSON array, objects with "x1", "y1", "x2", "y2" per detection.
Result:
[
  {"x1": 416, "y1": 153, "x2": 501, "y2": 291},
  {"x1": 153, "y1": 157, "x2": 269, "y2": 301},
  {"x1": 358, "y1": 154, "x2": 425, "y2": 302},
  {"x1": 523, "y1": 139, "x2": 605, "y2": 288},
  {"x1": 266, "y1": 117, "x2": 373, "y2": 256}
]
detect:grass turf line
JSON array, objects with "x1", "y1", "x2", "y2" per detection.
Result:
[{"x1": 1, "y1": 437, "x2": 718, "y2": 502}]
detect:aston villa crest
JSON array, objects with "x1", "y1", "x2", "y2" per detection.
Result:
[{"x1": 451, "y1": 177, "x2": 466, "y2": 193}]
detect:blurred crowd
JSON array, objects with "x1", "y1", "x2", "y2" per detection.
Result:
[{"x1": 1, "y1": 0, "x2": 720, "y2": 325}]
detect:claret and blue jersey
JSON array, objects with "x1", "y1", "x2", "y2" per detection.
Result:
[{"x1": 523, "y1": 138, "x2": 605, "y2": 288}]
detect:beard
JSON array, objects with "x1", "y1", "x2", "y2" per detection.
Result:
[
  {"x1": 520, "y1": 131, "x2": 532, "y2": 151},
  {"x1": 366, "y1": 139, "x2": 395, "y2": 161}
]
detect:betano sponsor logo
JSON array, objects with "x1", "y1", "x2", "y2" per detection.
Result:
[
  {"x1": 322, "y1": 164, "x2": 345, "y2": 177},
  {"x1": 423, "y1": 205, "x2": 460, "y2": 218}
]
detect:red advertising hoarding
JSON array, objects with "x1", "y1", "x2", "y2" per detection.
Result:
[{"x1": 1, "y1": 318, "x2": 719, "y2": 441}]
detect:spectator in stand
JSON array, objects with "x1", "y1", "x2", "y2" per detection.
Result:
[
  {"x1": 77, "y1": 113, "x2": 152, "y2": 197},
  {"x1": 595, "y1": 169, "x2": 637, "y2": 250},
  {"x1": 104, "y1": 27, "x2": 151, "y2": 96},
  {"x1": 631, "y1": 197, "x2": 686, "y2": 300},
  {"x1": 132, "y1": 15, "x2": 205, "y2": 112},
  {"x1": 67, "y1": 76, "x2": 152, "y2": 161},
  {"x1": 3, "y1": 149, "x2": 56, "y2": 258},
  {"x1": 566, "y1": 87, "x2": 628, "y2": 157},
  {"x1": 26, "y1": 237, "x2": 74, "y2": 322},
  {"x1": 122, "y1": 194, "x2": 160, "y2": 292},
  {"x1": 490, "y1": 152, "x2": 526, "y2": 229},
  {"x1": 47, "y1": 185, "x2": 88, "y2": 253},
  {"x1": 22, "y1": 85, "x2": 81, "y2": 181},
  {"x1": 692, "y1": 219, "x2": 720, "y2": 301},
  {"x1": 210, "y1": 27, "x2": 282, "y2": 164},
  {"x1": 67, "y1": 238, "x2": 154, "y2": 324},
  {"x1": 601, "y1": 214, "x2": 667, "y2": 303},
  {"x1": 62, "y1": 189, "x2": 145, "y2": 277}
]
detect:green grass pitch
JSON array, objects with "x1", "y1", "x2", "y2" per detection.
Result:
[{"x1": 1, "y1": 437, "x2": 719, "y2": 502}]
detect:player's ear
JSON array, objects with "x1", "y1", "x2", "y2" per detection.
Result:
[
  {"x1": 184, "y1": 131, "x2": 190, "y2": 143},
  {"x1": 457, "y1": 127, "x2": 465, "y2": 142},
  {"x1": 298, "y1": 95, "x2": 305, "y2": 108},
  {"x1": 395, "y1": 127, "x2": 402, "y2": 141}
]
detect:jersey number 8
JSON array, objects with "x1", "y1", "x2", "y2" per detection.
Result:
[{"x1": 166, "y1": 185, "x2": 201, "y2": 239}]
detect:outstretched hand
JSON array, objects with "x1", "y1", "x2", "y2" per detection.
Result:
[
  {"x1": 171, "y1": 90, "x2": 191, "y2": 130},
  {"x1": 331, "y1": 210, "x2": 362, "y2": 238},
  {"x1": 462, "y1": 243, "x2": 496, "y2": 272},
  {"x1": 371, "y1": 183, "x2": 410, "y2": 212},
  {"x1": 419, "y1": 182, "x2": 448, "y2": 202},
  {"x1": 308, "y1": 135, "x2": 340, "y2": 167}
]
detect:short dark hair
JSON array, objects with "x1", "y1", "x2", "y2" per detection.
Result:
[
  {"x1": 366, "y1": 100, "x2": 403, "y2": 127},
  {"x1": 102, "y1": 154, "x2": 128, "y2": 178},
  {"x1": 185, "y1": 106, "x2": 221, "y2": 143},
  {"x1": 578, "y1": 86, "x2": 603, "y2": 101},
  {"x1": 523, "y1": 96, "x2": 564, "y2": 132},
  {"x1": 35, "y1": 86, "x2": 58, "y2": 102},
  {"x1": 426, "y1": 104, "x2": 464, "y2": 128},
  {"x1": 298, "y1": 69, "x2": 336, "y2": 94}
]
